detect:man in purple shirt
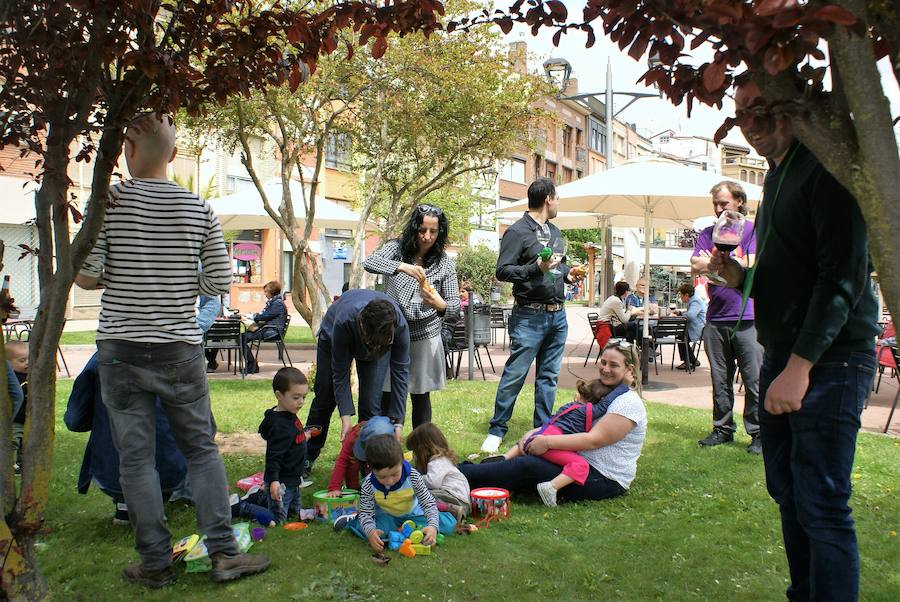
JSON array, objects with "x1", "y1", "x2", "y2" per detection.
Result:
[{"x1": 691, "y1": 181, "x2": 763, "y2": 454}]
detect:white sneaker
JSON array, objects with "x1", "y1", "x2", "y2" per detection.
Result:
[
  {"x1": 536, "y1": 481, "x2": 558, "y2": 508},
  {"x1": 300, "y1": 476, "x2": 314, "y2": 489},
  {"x1": 480, "y1": 434, "x2": 503, "y2": 454}
]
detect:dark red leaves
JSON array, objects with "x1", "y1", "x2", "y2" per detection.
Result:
[
  {"x1": 628, "y1": 32, "x2": 650, "y2": 60},
  {"x1": 755, "y1": 0, "x2": 799, "y2": 17},
  {"x1": 713, "y1": 117, "x2": 736, "y2": 144},
  {"x1": 811, "y1": 5, "x2": 857, "y2": 26},
  {"x1": 763, "y1": 44, "x2": 796, "y2": 75},
  {"x1": 546, "y1": 0, "x2": 568, "y2": 21},
  {"x1": 371, "y1": 36, "x2": 388, "y2": 59},
  {"x1": 702, "y1": 60, "x2": 727, "y2": 92},
  {"x1": 745, "y1": 27, "x2": 775, "y2": 54}
]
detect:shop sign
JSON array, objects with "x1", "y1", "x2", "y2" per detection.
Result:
[{"x1": 234, "y1": 242, "x2": 262, "y2": 261}]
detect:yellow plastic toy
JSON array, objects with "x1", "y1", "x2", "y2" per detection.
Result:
[
  {"x1": 410, "y1": 543, "x2": 432, "y2": 555},
  {"x1": 409, "y1": 530, "x2": 424, "y2": 544}
]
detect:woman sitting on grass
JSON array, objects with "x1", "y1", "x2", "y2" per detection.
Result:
[{"x1": 459, "y1": 340, "x2": 647, "y2": 505}]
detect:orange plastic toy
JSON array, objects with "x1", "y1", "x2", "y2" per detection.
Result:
[
  {"x1": 283, "y1": 522, "x2": 308, "y2": 531},
  {"x1": 398, "y1": 538, "x2": 416, "y2": 559}
]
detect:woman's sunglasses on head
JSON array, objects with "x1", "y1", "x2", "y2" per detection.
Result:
[
  {"x1": 606, "y1": 338, "x2": 633, "y2": 350},
  {"x1": 417, "y1": 204, "x2": 443, "y2": 216}
]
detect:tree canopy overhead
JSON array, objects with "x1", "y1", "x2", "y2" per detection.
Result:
[{"x1": 452, "y1": 0, "x2": 900, "y2": 320}]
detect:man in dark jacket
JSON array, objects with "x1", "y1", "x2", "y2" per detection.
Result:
[
  {"x1": 304, "y1": 288, "x2": 410, "y2": 469},
  {"x1": 481, "y1": 177, "x2": 585, "y2": 453},
  {"x1": 711, "y1": 81, "x2": 879, "y2": 601}
]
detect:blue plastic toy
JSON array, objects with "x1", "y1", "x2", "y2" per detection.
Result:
[
  {"x1": 399, "y1": 520, "x2": 415, "y2": 538},
  {"x1": 388, "y1": 531, "x2": 405, "y2": 551}
]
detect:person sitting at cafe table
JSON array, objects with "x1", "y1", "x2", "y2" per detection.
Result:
[
  {"x1": 241, "y1": 280, "x2": 288, "y2": 374},
  {"x1": 625, "y1": 277, "x2": 659, "y2": 346},
  {"x1": 598, "y1": 281, "x2": 646, "y2": 342},
  {"x1": 673, "y1": 283, "x2": 708, "y2": 370}
]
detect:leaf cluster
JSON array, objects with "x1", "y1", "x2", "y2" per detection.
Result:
[{"x1": 454, "y1": 1, "x2": 898, "y2": 142}]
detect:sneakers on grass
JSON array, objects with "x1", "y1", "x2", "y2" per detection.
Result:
[
  {"x1": 113, "y1": 502, "x2": 130, "y2": 526},
  {"x1": 333, "y1": 512, "x2": 357, "y2": 532},
  {"x1": 300, "y1": 476, "x2": 314, "y2": 489},
  {"x1": 536, "y1": 481, "x2": 558, "y2": 508},
  {"x1": 747, "y1": 435, "x2": 763, "y2": 455},
  {"x1": 480, "y1": 434, "x2": 502, "y2": 454}
]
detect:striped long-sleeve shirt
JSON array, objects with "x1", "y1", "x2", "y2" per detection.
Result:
[
  {"x1": 357, "y1": 462, "x2": 439, "y2": 536},
  {"x1": 80, "y1": 178, "x2": 232, "y2": 344},
  {"x1": 363, "y1": 240, "x2": 460, "y2": 342}
]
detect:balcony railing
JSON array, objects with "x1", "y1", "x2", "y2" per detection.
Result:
[{"x1": 723, "y1": 156, "x2": 766, "y2": 168}]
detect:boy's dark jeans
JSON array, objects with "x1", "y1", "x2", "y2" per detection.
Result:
[
  {"x1": 98, "y1": 340, "x2": 239, "y2": 570},
  {"x1": 759, "y1": 350, "x2": 875, "y2": 602}
]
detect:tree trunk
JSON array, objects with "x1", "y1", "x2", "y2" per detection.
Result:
[
  {"x1": 790, "y1": 3, "x2": 900, "y2": 322},
  {"x1": 349, "y1": 113, "x2": 388, "y2": 288},
  {"x1": 348, "y1": 172, "x2": 381, "y2": 289}
]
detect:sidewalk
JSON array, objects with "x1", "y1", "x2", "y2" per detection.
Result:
[{"x1": 56, "y1": 305, "x2": 898, "y2": 437}]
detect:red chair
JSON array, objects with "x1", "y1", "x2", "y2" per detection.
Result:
[
  {"x1": 584, "y1": 313, "x2": 612, "y2": 366},
  {"x1": 874, "y1": 321, "x2": 896, "y2": 394}
]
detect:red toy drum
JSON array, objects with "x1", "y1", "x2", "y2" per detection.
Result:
[{"x1": 470, "y1": 487, "x2": 510, "y2": 523}]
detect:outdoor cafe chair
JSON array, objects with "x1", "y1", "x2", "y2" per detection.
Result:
[
  {"x1": 250, "y1": 313, "x2": 293, "y2": 369},
  {"x1": 446, "y1": 317, "x2": 493, "y2": 380},
  {"x1": 584, "y1": 312, "x2": 612, "y2": 367},
  {"x1": 883, "y1": 345, "x2": 900, "y2": 433},
  {"x1": 204, "y1": 319, "x2": 244, "y2": 378},
  {"x1": 489, "y1": 305, "x2": 508, "y2": 349},
  {"x1": 652, "y1": 316, "x2": 691, "y2": 375},
  {"x1": 873, "y1": 321, "x2": 895, "y2": 395}
]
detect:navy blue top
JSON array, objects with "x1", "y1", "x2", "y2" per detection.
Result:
[
  {"x1": 6, "y1": 362, "x2": 23, "y2": 421},
  {"x1": 548, "y1": 384, "x2": 630, "y2": 434},
  {"x1": 64, "y1": 354, "x2": 187, "y2": 495},
  {"x1": 253, "y1": 295, "x2": 287, "y2": 339},
  {"x1": 319, "y1": 289, "x2": 410, "y2": 422}
]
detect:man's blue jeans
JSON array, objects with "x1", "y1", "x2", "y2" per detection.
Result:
[
  {"x1": 759, "y1": 350, "x2": 875, "y2": 602},
  {"x1": 97, "y1": 340, "x2": 239, "y2": 570},
  {"x1": 488, "y1": 306, "x2": 568, "y2": 438}
]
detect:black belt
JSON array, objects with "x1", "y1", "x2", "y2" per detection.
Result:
[{"x1": 515, "y1": 301, "x2": 564, "y2": 312}]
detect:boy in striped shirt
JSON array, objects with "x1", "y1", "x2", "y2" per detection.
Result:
[
  {"x1": 333, "y1": 432, "x2": 457, "y2": 552},
  {"x1": 76, "y1": 113, "x2": 269, "y2": 588}
]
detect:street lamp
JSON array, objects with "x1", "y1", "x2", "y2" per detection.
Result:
[
  {"x1": 545, "y1": 55, "x2": 662, "y2": 384},
  {"x1": 543, "y1": 55, "x2": 660, "y2": 306}
]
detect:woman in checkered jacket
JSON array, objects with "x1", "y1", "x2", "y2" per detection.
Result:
[{"x1": 364, "y1": 205, "x2": 460, "y2": 427}]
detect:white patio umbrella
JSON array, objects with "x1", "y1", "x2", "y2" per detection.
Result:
[
  {"x1": 208, "y1": 179, "x2": 371, "y2": 231},
  {"x1": 499, "y1": 156, "x2": 763, "y2": 379}
]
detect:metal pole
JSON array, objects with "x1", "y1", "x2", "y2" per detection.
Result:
[
  {"x1": 604, "y1": 58, "x2": 616, "y2": 304},
  {"x1": 641, "y1": 207, "x2": 651, "y2": 386},
  {"x1": 466, "y1": 287, "x2": 474, "y2": 381}
]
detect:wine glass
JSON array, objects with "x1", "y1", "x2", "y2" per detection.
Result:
[
  {"x1": 549, "y1": 237, "x2": 567, "y2": 279},
  {"x1": 712, "y1": 210, "x2": 745, "y2": 255}
]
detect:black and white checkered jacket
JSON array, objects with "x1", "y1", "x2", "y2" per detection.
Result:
[{"x1": 364, "y1": 240, "x2": 460, "y2": 342}]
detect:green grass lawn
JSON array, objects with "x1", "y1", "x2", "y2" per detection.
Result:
[
  {"x1": 59, "y1": 325, "x2": 315, "y2": 346},
  {"x1": 41, "y1": 380, "x2": 900, "y2": 600}
]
